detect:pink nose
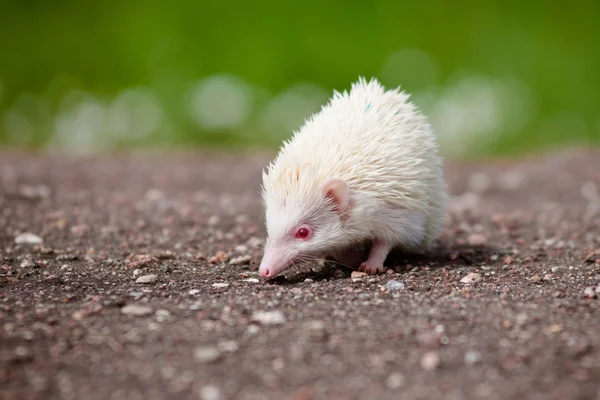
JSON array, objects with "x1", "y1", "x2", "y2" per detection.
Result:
[{"x1": 260, "y1": 268, "x2": 270, "y2": 278}]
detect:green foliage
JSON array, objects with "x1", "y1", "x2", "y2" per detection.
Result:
[{"x1": 0, "y1": 0, "x2": 598, "y2": 157}]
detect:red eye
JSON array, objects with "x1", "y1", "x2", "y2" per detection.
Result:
[{"x1": 295, "y1": 226, "x2": 311, "y2": 239}]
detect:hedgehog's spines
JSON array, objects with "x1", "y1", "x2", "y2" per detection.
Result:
[{"x1": 262, "y1": 77, "x2": 447, "y2": 252}]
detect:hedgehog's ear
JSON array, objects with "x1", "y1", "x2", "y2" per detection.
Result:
[{"x1": 320, "y1": 178, "x2": 349, "y2": 214}]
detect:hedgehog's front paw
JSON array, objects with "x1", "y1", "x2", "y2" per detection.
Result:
[{"x1": 359, "y1": 262, "x2": 386, "y2": 275}]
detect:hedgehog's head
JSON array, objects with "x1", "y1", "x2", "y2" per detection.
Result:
[{"x1": 258, "y1": 177, "x2": 350, "y2": 279}]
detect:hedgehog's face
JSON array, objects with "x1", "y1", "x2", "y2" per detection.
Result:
[{"x1": 259, "y1": 178, "x2": 349, "y2": 279}]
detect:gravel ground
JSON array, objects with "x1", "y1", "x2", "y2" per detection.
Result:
[{"x1": 1, "y1": 148, "x2": 600, "y2": 400}]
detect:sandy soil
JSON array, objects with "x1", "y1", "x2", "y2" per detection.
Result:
[{"x1": 1, "y1": 148, "x2": 599, "y2": 400}]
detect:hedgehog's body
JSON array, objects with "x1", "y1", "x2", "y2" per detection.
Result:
[{"x1": 258, "y1": 77, "x2": 447, "y2": 279}]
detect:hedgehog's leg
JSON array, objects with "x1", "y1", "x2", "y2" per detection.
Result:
[{"x1": 359, "y1": 239, "x2": 391, "y2": 275}]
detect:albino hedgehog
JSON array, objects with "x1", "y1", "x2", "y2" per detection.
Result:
[{"x1": 258, "y1": 77, "x2": 447, "y2": 279}]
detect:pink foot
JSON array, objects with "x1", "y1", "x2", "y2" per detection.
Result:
[
  {"x1": 357, "y1": 239, "x2": 391, "y2": 275},
  {"x1": 359, "y1": 262, "x2": 386, "y2": 275}
]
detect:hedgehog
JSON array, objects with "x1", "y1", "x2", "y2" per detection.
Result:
[{"x1": 258, "y1": 77, "x2": 447, "y2": 279}]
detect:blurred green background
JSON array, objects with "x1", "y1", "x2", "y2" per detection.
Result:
[{"x1": 0, "y1": 0, "x2": 598, "y2": 159}]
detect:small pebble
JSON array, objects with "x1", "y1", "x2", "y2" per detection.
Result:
[
  {"x1": 385, "y1": 372, "x2": 406, "y2": 389},
  {"x1": 133, "y1": 269, "x2": 142, "y2": 277},
  {"x1": 218, "y1": 340, "x2": 239, "y2": 353},
  {"x1": 15, "y1": 233, "x2": 43, "y2": 245},
  {"x1": 304, "y1": 278, "x2": 314, "y2": 283},
  {"x1": 584, "y1": 287, "x2": 597, "y2": 298},
  {"x1": 20, "y1": 259, "x2": 38, "y2": 268},
  {"x1": 189, "y1": 289, "x2": 200, "y2": 295},
  {"x1": 244, "y1": 278, "x2": 260, "y2": 283},
  {"x1": 155, "y1": 309, "x2": 171, "y2": 321},
  {"x1": 246, "y1": 325, "x2": 260, "y2": 335},
  {"x1": 465, "y1": 350, "x2": 482, "y2": 365},
  {"x1": 234, "y1": 245, "x2": 249, "y2": 253},
  {"x1": 229, "y1": 255, "x2": 252, "y2": 266},
  {"x1": 199, "y1": 385, "x2": 222, "y2": 400},
  {"x1": 385, "y1": 280, "x2": 405, "y2": 291},
  {"x1": 194, "y1": 346, "x2": 222, "y2": 364},
  {"x1": 351, "y1": 271, "x2": 367, "y2": 278},
  {"x1": 420, "y1": 351, "x2": 441, "y2": 370},
  {"x1": 212, "y1": 283, "x2": 230, "y2": 289},
  {"x1": 208, "y1": 251, "x2": 229, "y2": 264},
  {"x1": 252, "y1": 310, "x2": 286, "y2": 325},
  {"x1": 460, "y1": 273, "x2": 482, "y2": 284},
  {"x1": 136, "y1": 274, "x2": 158, "y2": 283},
  {"x1": 121, "y1": 304, "x2": 153, "y2": 317},
  {"x1": 60, "y1": 264, "x2": 71, "y2": 271}
]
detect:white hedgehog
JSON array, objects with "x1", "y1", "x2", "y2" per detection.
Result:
[{"x1": 258, "y1": 77, "x2": 447, "y2": 279}]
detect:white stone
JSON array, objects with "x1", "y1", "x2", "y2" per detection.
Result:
[{"x1": 15, "y1": 233, "x2": 43, "y2": 245}]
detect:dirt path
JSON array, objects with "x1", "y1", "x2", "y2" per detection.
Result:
[{"x1": 1, "y1": 148, "x2": 599, "y2": 400}]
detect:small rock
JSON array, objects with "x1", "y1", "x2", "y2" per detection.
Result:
[
  {"x1": 136, "y1": 274, "x2": 158, "y2": 284},
  {"x1": 465, "y1": 350, "x2": 482, "y2": 365},
  {"x1": 234, "y1": 245, "x2": 249, "y2": 253},
  {"x1": 304, "y1": 321, "x2": 328, "y2": 342},
  {"x1": 133, "y1": 269, "x2": 142, "y2": 277},
  {"x1": 212, "y1": 283, "x2": 230, "y2": 289},
  {"x1": 528, "y1": 275, "x2": 542, "y2": 283},
  {"x1": 386, "y1": 280, "x2": 405, "y2": 291},
  {"x1": 385, "y1": 372, "x2": 406, "y2": 389},
  {"x1": 20, "y1": 259, "x2": 38, "y2": 268},
  {"x1": 199, "y1": 385, "x2": 222, "y2": 400},
  {"x1": 246, "y1": 325, "x2": 260, "y2": 335},
  {"x1": 251, "y1": 310, "x2": 286, "y2": 325},
  {"x1": 194, "y1": 346, "x2": 222, "y2": 364},
  {"x1": 189, "y1": 289, "x2": 200, "y2": 295},
  {"x1": 460, "y1": 273, "x2": 482, "y2": 284},
  {"x1": 229, "y1": 255, "x2": 252, "y2": 266},
  {"x1": 244, "y1": 278, "x2": 259, "y2": 283},
  {"x1": 545, "y1": 324, "x2": 563, "y2": 334},
  {"x1": 420, "y1": 351, "x2": 441, "y2": 370},
  {"x1": 121, "y1": 304, "x2": 153, "y2": 316},
  {"x1": 584, "y1": 287, "x2": 597, "y2": 298},
  {"x1": 15, "y1": 233, "x2": 43, "y2": 245},
  {"x1": 126, "y1": 254, "x2": 159, "y2": 269},
  {"x1": 304, "y1": 278, "x2": 314, "y2": 283},
  {"x1": 208, "y1": 251, "x2": 229, "y2": 264},
  {"x1": 155, "y1": 309, "x2": 171, "y2": 321},
  {"x1": 467, "y1": 233, "x2": 487, "y2": 246},
  {"x1": 218, "y1": 340, "x2": 239, "y2": 353},
  {"x1": 60, "y1": 264, "x2": 71, "y2": 271},
  {"x1": 351, "y1": 271, "x2": 367, "y2": 278}
]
